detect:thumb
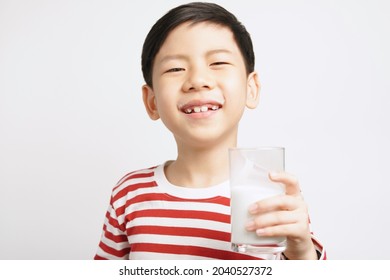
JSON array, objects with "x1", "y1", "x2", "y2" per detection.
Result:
[{"x1": 269, "y1": 171, "x2": 301, "y2": 196}]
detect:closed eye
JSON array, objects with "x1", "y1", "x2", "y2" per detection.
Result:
[
  {"x1": 210, "y1": 62, "x2": 229, "y2": 66},
  {"x1": 165, "y1": 67, "x2": 185, "y2": 73}
]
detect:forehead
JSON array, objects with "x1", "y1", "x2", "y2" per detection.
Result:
[{"x1": 155, "y1": 22, "x2": 241, "y2": 61}]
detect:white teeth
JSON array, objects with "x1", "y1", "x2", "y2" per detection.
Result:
[
  {"x1": 183, "y1": 104, "x2": 220, "y2": 114},
  {"x1": 200, "y1": 106, "x2": 208, "y2": 112}
]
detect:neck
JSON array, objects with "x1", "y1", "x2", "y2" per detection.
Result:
[{"x1": 165, "y1": 136, "x2": 237, "y2": 188}]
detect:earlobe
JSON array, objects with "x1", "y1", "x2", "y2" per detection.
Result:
[
  {"x1": 142, "y1": 85, "x2": 160, "y2": 120},
  {"x1": 246, "y1": 72, "x2": 260, "y2": 109}
]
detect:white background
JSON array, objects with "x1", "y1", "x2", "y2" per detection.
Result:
[{"x1": 0, "y1": 0, "x2": 389, "y2": 259}]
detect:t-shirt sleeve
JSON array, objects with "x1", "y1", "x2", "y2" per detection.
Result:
[
  {"x1": 94, "y1": 195, "x2": 130, "y2": 260},
  {"x1": 279, "y1": 224, "x2": 326, "y2": 260},
  {"x1": 311, "y1": 234, "x2": 326, "y2": 260}
]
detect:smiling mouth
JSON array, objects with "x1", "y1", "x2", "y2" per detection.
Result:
[{"x1": 182, "y1": 104, "x2": 221, "y2": 114}]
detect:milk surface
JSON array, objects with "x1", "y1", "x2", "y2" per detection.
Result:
[{"x1": 230, "y1": 184, "x2": 285, "y2": 245}]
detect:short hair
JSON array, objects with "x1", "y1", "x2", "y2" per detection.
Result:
[{"x1": 141, "y1": 2, "x2": 255, "y2": 87}]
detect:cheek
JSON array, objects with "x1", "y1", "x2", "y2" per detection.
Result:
[
  {"x1": 153, "y1": 89, "x2": 178, "y2": 120},
  {"x1": 219, "y1": 68, "x2": 247, "y2": 87},
  {"x1": 154, "y1": 77, "x2": 182, "y2": 95},
  {"x1": 221, "y1": 76, "x2": 248, "y2": 102},
  {"x1": 154, "y1": 96, "x2": 170, "y2": 115},
  {"x1": 153, "y1": 83, "x2": 174, "y2": 105}
]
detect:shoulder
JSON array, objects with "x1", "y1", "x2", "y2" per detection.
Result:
[
  {"x1": 111, "y1": 165, "x2": 159, "y2": 201},
  {"x1": 115, "y1": 165, "x2": 158, "y2": 186}
]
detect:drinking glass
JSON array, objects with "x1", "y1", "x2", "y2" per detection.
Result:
[{"x1": 229, "y1": 147, "x2": 286, "y2": 255}]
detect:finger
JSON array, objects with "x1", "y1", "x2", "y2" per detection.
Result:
[
  {"x1": 269, "y1": 172, "x2": 301, "y2": 196},
  {"x1": 255, "y1": 223, "x2": 305, "y2": 239},
  {"x1": 248, "y1": 210, "x2": 298, "y2": 231},
  {"x1": 256, "y1": 223, "x2": 295, "y2": 238},
  {"x1": 248, "y1": 194, "x2": 301, "y2": 214}
]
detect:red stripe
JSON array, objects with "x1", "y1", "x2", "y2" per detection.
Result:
[
  {"x1": 98, "y1": 241, "x2": 130, "y2": 258},
  {"x1": 130, "y1": 225, "x2": 230, "y2": 242},
  {"x1": 113, "y1": 181, "x2": 158, "y2": 204},
  {"x1": 126, "y1": 209, "x2": 230, "y2": 224},
  {"x1": 94, "y1": 255, "x2": 107, "y2": 260},
  {"x1": 105, "y1": 209, "x2": 124, "y2": 232},
  {"x1": 128, "y1": 192, "x2": 230, "y2": 206},
  {"x1": 115, "y1": 193, "x2": 229, "y2": 219},
  {"x1": 120, "y1": 192, "x2": 228, "y2": 215},
  {"x1": 115, "y1": 168, "x2": 155, "y2": 186},
  {"x1": 121, "y1": 171, "x2": 154, "y2": 185},
  {"x1": 102, "y1": 224, "x2": 128, "y2": 243},
  {"x1": 131, "y1": 243, "x2": 261, "y2": 260}
]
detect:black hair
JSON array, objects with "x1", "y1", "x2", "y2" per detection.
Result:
[{"x1": 141, "y1": 2, "x2": 255, "y2": 87}]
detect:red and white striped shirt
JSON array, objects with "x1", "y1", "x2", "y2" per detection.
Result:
[{"x1": 95, "y1": 164, "x2": 325, "y2": 260}]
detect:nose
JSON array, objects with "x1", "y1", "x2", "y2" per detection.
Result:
[{"x1": 182, "y1": 65, "x2": 215, "y2": 92}]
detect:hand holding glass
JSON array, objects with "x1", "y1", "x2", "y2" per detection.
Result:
[{"x1": 229, "y1": 147, "x2": 286, "y2": 255}]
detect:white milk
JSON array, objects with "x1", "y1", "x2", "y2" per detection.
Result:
[{"x1": 230, "y1": 184, "x2": 285, "y2": 245}]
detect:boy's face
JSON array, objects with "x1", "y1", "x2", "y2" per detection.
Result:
[{"x1": 143, "y1": 22, "x2": 259, "y2": 147}]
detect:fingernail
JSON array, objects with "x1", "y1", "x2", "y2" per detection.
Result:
[
  {"x1": 256, "y1": 228, "x2": 266, "y2": 236},
  {"x1": 248, "y1": 203, "x2": 258, "y2": 213},
  {"x1": 269, "y1": 172, "x2": 279, "y2": 179},
  {"x1": 245, "y1": 220, "x2": 255, "y2": 230}
]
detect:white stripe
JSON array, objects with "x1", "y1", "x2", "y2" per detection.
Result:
[
  {"x1": 113, "y1": 177, "x2": 156, "y2": 197},
  {"x1": 103, "y1": 218, "x2": 126, "y2": 237},
  {"x1": 127, "y1": 217, "x2": 230, "y2": 232},
  {"x1": 111, "y1": 186, "x2": 159, "y2": 210},
  {"x1": 134, "y1": 200, "x2": 230, "y2": 213},
  {"x1": 127, "y1": 235, "x2": 279, "y2": 260},
  {"x1": 114, "y1": 182, "x2": 157, "y2": 198},
  {"x1": 129, "y1": 252, "x2": 212, "y2": 260},
  {"x1": 105, "y1": 204, "x2": 127, "y2": 226},
  {"x1": 99, "y1": 236, "x2": 129, "y2": 252},
  {"x1": 97, "y1": 250, "x2": 124, "y2": 260},
  {"x1": 128, "y1": 234, "x2": 231, "y2": 251},
  {"x1": 116, "y1": 200, "x2": 230, "y2": 222},
  {"x1": 112, "y1": 186, "x2": 230, "y2": 210},
  {"x1": 116, "y1": 169, "x2": 154, "y2": 185},
  {"x1": 128, "y1": 251, "x2": 279, "y2": 260}
]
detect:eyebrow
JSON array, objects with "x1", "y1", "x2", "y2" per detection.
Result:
[
  {"x1": 207, "y1": 49, "x2": 233, "y2": 56},
  {"x1": 158, "y1": 49, "x2": 233, "y2": 64},
  {"x1": 158, "y1": 54, "x2": 188, "y2": 64}
]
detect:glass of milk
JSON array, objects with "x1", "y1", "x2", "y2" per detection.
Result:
[{"x1": 229, "y1": 147, "x2": 286, "y2": 255}]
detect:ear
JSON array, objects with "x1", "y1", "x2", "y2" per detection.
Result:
[
  {"x1": 245, "y1": 71, "x2": 260, "y2": 109},
  {"x1": 142, "y1": 84, "x2": 160, "y2": 120}
]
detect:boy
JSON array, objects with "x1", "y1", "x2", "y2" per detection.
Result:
[{"x1": 95, "y1": 2, "x2": 325, "y2": 260}]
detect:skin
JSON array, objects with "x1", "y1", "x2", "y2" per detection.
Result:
[{"x1": 142, "y1": 22, "x2": 317, "y2": 259}]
